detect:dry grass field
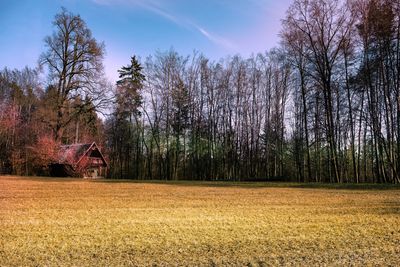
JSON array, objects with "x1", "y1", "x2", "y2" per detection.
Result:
[{"x1": 0, "y1": 176, "x2": 399, "y2": 266}]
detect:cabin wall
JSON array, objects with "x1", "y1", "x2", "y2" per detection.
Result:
[{"x1": 78, "y1": 156, "x2": 107, "y2": 178}]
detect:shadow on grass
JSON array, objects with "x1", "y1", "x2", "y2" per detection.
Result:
[
  {"x1": 2, "y1": 175, "x2": 399, "y2": 190},
  {"x1": 1, "y1": 175, "x2": 86, "y2": 183},
  {"x1": 94, "y1": 179, "x2": 400, "y2": 190},
  {"x1": 294, "y1": 183, "x2": 400, "y2": 190}
]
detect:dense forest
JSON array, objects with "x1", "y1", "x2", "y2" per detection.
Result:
[{"x1": 1, "y1": 0, "x2": 400, "y2": 183}]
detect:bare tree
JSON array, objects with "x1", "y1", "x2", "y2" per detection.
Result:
[{"x1": 40, "y1": 8, "x2": 107, "y2": 141}]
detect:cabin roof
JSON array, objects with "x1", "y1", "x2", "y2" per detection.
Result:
[{"x1": 57, "y1": 142, "x2": 108, "y2": 167}]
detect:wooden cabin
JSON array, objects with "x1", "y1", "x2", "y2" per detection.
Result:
[{"x1": 50, "y1": 142, "x2": 108, "y2": 178}]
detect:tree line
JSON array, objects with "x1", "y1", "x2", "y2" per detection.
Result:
[{"x1": 1, "y1": 0, "x2": 399, "y2": 183}]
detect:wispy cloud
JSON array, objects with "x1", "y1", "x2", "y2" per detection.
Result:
[
  {"x1": 133, "y1": 0, "x2": 183, "y2": 26},
  {"x1": 193, "y1": 25, "x2": 237, "y2": 50},
  {"x1": 90, "y1": 0, "x2": 237, "y2": 51}
]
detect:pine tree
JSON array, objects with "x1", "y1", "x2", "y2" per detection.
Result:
[
  {"x1": 116, "y1": 56, "x2": 145, "y2": 118},
  {"x1": 113, "y1": 56, "x2": 146, "y2": 179}
]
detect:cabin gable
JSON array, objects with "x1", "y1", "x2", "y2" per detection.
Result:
[{"x1": 50, "y1": 142, "x2": 108, "y2": 178}]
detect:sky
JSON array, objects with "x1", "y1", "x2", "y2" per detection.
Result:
[{"x1": 0, "y1": 0, "x2": 291, "y2": 83}]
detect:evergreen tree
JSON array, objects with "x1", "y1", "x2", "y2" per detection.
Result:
[
  {"x1": 116, "y1": 56, "x2": 145, "y2": 118},
  {"x1": 111, "y1": 55, "x2": 146, "y2": 179}
]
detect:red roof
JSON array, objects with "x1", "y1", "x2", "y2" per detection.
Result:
[{"x1": 57, "y1": 142, "x2": 107, "y2": 167}]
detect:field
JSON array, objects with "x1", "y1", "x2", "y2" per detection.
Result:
[{"x1": 0, "y1": 176, "x2": 399, "y2": 266}]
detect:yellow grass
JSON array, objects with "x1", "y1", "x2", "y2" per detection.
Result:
[{"x1": 0, "y1": 176, "x2": 399, "y2": 266}]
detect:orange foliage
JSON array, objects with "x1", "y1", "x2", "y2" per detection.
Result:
[
  {"x1": 29, "y1": 135, "x2": 60, "y2": 167},
  {"x1": 0, "y1": 103, "x2": 20, "y2": 133}
]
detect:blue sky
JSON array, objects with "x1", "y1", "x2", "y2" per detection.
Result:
[{"x1": 0, "y1": 0, "x2": 291, "y2": 82}]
